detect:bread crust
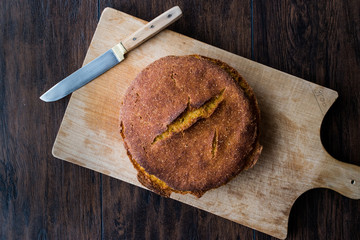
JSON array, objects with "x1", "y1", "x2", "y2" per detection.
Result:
[{"x1": 120, "y1": 55, "x2": 262, "y2": 197}]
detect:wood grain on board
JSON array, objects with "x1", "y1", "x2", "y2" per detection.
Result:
[{"x1": 52, "y1": 8, "x2": 360, "y2": 239}]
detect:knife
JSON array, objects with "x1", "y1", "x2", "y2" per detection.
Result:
[{"x1": 40, "y1": 6, "x2": 182, "y2": 102}]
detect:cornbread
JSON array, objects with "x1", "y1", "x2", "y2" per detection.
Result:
[{"x1": 120, "y1": 55, "x2": 262, "y2": 197}]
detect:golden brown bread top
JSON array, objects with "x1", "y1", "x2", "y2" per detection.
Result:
[{"x1": 120, "y1": 55, "x2": 261, "y2": 195}]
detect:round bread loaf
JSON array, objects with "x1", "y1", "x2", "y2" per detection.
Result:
[{"x1": 120, "y1": 55, "x2": 262, "y2": 197}]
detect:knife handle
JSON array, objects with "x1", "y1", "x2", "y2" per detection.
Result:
[{"x1": 121, "y1": 6, "x2": 182, "y2": 52}]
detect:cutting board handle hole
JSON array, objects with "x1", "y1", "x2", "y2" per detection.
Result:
[{"x1": 351, "y1": 180, "x2": 355, "y2": 185}]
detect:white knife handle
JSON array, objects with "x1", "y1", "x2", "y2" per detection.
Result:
[{"x1": 121, "y1": 6, "x2": 182, "y2": 52}]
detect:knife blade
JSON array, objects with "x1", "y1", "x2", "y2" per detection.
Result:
[{"x1": 40, "y1": 6, "x2": 182, "y2": 102}]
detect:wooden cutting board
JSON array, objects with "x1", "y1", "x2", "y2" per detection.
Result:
[{"x1": 52, "y1": 8, "x2": 360, "y2": 239}]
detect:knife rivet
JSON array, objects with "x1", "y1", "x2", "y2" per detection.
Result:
[
  {"x1": 133, "y1": 37, "x2": 137, "y2": 41},
  {"x1": 167, "y1": 14, "x2": 172, "y2": 18},
  {"x1": 150, "y1": 25, "x2": 155, "y2": 28}
]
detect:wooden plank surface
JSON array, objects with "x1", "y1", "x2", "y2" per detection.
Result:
[
  {"x1": 1, "y1": 1, "x2": 359, "y2": 239},
  {"x1": 52, "y1": 7, "x2": 359, "y2": 239},
  {"x1": 253, "y1": 0, "x2": 360, "y2": 239},
  {"x1": 0, "y1": 0, "x2": 102, "y2": 239}
]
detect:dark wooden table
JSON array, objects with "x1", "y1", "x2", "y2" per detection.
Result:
[{"x1": 1, "y1": 0, "x2": 359, "y2": 239}]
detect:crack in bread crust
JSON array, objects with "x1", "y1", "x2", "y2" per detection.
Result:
[
  {"x1": 152, "y1": 89, "x2": 225, "y2": 144},
  {"x1": 211, "y1": 128, "x2": 218, "y2": 159}
]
